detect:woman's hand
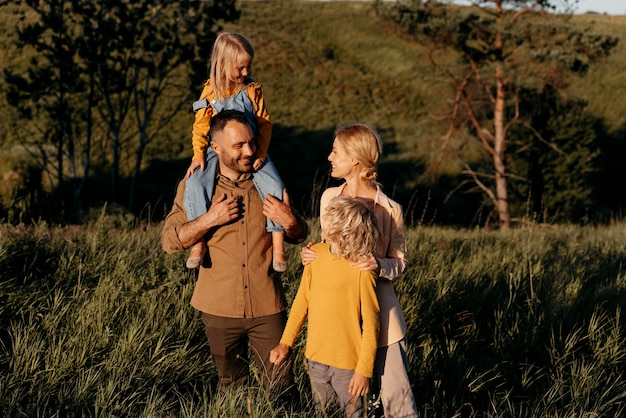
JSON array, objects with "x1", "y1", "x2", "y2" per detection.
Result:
[
  {"x1": 186, "y1": 157, "x2": 206, "y2": 178},
  {"x1": 300, "y1": 242, "x2": 318, "y2": 265},
  {"x1": 349, "y1": 253, "x2": 379, "y2": 272}
]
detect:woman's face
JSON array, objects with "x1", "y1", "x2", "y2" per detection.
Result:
[{"x1": 328, "y1": 138, "x2": 356, "y2": 179}]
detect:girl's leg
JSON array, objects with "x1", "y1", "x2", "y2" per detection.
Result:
[
  {"x1": 184, "y1": 149, "x2": 218, "y2": 269},
  {"x1": 272, "y1": 231, "x2": 287, "y2": 272},
  {"x1": 251, "y1": 156, "x2": 288, "y2": 272}
]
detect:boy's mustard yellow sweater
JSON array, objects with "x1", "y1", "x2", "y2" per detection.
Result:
[{"x1": 280, "y1": 243, "x2": 380, "y2": 378}]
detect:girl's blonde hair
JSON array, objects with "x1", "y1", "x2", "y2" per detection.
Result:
[
  {"x1": 209, "y1": 32, "x2": 254, "y2": 98},
  {"x1": 322, "y1": 196, "x2": 379, "y2": 263},
  {"x1": 333, "y1": 123, "x2": 383, "y2": 183}
]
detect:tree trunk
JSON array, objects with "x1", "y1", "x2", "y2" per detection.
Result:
[
  {"x1": 492, "y1": 2, "x2": 511, "y2": 229},
  {"x1": 494, "y1": 65, "x2": 510, "y2": 229}
]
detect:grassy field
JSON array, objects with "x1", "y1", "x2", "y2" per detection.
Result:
[{"x1": 1, "y1": 215, "x2": 625, "y2": 417}]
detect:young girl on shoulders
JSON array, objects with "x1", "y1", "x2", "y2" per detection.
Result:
[
  {"x1": 184, "y1": 32, "x2": 288, "y2": 272},
  {"x1": 270, "y1": 196, "x2": 381, "y2": 418}
]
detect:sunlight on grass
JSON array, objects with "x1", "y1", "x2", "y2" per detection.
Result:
[{"x1": 1, "y1": 216, "x2": 626, "y2": 416}]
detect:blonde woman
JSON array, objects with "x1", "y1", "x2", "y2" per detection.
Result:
[
  {"x1": 302, "y1": 123, "x2": 419, "y2": 417},
  {"x1": 271, "y1": 196, "x2": 381, "y2": 418}
]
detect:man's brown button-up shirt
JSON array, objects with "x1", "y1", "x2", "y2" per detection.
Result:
[{"x1": 161, "y1": 174, "x2": 289, "y2": 318}]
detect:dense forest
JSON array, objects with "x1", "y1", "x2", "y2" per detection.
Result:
[{"x1": 1, "y1": 0, "x2": 625, "y2": 227}]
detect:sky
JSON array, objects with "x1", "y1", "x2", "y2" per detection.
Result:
[
  {"x1": 574, "y1": 0, "x2": 625, "y2": 15},
  {"x1": 449, "y1": 0, "x2": 626, "y2": 15}
]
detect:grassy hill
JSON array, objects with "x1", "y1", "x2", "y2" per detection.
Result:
[
  {"x1": 216, "y1": 1, "x2": 626, "y2": 222},
  {"x1": 1, "y1": 1, "x2": 625, "y2": 224}
]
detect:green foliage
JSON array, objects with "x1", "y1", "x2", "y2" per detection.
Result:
[
  {"x1": 506, "y1": 85, "x2": 601, "y2": 223},
  {"x1": 375, "y1": 0, "x2": 621, "y2": 226},
  {"x1": 1, "y1": 0, "x2": 239, "y2": 221},
  {"x1": 1, "y1": 219, "x2": 626, "y2": 416}
]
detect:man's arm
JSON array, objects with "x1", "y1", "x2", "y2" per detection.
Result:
[
  {"x1": 162, "y1": 181, "x2": 243, "y2": 253},
  {"x1": 176, "y1": 193, "x2": 242, "y2": 248},
  {"x1": 263, "y1": 189, "x2": 308, "y2": 243}
]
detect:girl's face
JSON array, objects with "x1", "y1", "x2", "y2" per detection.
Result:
[
  {"x1": 227, "y1": 55, "x2": 252, "y2": 87},
  {"x1": 328, "y1": 138, "x2": 357, "y2": 180}
]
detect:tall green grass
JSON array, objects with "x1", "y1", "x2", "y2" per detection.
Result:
[{"x1": 1, "y1": 215, "x2": 625, "y2": 416}]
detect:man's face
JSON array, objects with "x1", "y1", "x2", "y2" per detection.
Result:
[{"x1": 212, "y1": 120, "x2": 257, "y2": 178}]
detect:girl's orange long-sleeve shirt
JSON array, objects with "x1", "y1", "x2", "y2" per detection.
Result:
[{"x1": 191, "y1": 79, "x2": 271, "y2": 161}]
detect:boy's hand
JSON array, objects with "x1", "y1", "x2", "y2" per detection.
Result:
[
  {"x1": 186, "y1": 157, "x2": 206, "y2": 178},
  {"x1": 269, "y1": 343, "x2": 290, "y2": 365},
  {"x1": 253, "y1": 157, "x2": 264, "y2": 171},
  {"x1": 348, "y1": 373, "x2": 369, "y2": 397}
]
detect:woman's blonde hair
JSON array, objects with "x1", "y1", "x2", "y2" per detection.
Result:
[
  {"x1": 333, "y1": 123, "x2": 383, "y2": 183},
  {"x1": 322, "y1": 196, "x2": 379, "y2": 263},
  {"x1": 209, "y1": 32, "x2": 254, "y2": 98}
]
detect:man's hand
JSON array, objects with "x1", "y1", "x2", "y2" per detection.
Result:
[
  {"x1": 176, "y1": 193, "x2": 242, "y2": 249},
  {"x1": 269, "y1": 343, "x2": 290, "y2": 365},
  {"x1": 348, "y1": 372, "x2": 369, "y2": 397},
  {"x1": 185, "y1": 157, "x2": 206, "y2": 178},
  {"x1": 300, "y1": 242, "x2": 318, "y2": 266},
  {"x1": 204, "y1": 193, "x2": 242, "y2": 228},
  {"x1": 263, "y1": 189, "x2": 293, "y2": 226},
  {"x1": 349, "y1": 253, "x2": 379, "y2": 272}
]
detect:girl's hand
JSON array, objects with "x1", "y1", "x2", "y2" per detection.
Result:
[
  {"x1": 349, "y1": 253, "x2": 379, "y2": 272},
  {"x1": 300, "y1": 242, "x2": 318, "y2": 265},
  {"x1": 348, "y1": 373, "x2": 369, "y2": 397},
  {"x1": 253, "y1": 157, "x2": 264, "y2": 171},
  {"x1": 186, "y1": 157, "x2": 206, "y2": 178}
]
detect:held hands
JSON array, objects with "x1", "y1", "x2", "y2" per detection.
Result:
[
  {"x1": 349, "y1": 253, "x2": 379, "y2": 272},
  {"x1": 348, "y1": 373, "x2": 370, "y2": 397},
  {"x1": 269, "y1": 343, "x2": 290, "y2": 365},
  {"x1": 186, "y1": 157, "x2": 206, "y2": 178},
  {"x1": 300, "y1": 242, "x2": 318, "y2": 265}
]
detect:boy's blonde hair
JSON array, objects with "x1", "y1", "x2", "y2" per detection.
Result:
[
  {"x1": 333, "y1": 123, "x2": 383, "y2": 183},
  {"x1": 322, "y1": 196, "x2": 379, "y2": 263},
  {"x1": 209, "y1": 32, "x2": 254, "y2": 98}
]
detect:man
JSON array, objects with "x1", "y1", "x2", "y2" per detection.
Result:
[{"x1": 161, "y1": 109, "x2": 308, "y2": 397}]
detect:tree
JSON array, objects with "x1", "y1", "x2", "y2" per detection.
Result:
[
  {"x1": 4, "y1": 0, "x2": 89, "y2": 220},
  {"x1": 376, "y1": 0, "x2": 618, "y2": 228},
  {"x1": 3, "y1": 0, "x2": 238, "y2": 221},
  {"x1": 507, "y1": 85, "x2": 601, "y2": 223}
]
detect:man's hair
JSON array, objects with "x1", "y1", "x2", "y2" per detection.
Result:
[
  {"x1": 209, "y1": 109, "x2": 250, "y2": 142},
  {"x1": 322, "y1": 196, "x2": 379, "y2": 263}
]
